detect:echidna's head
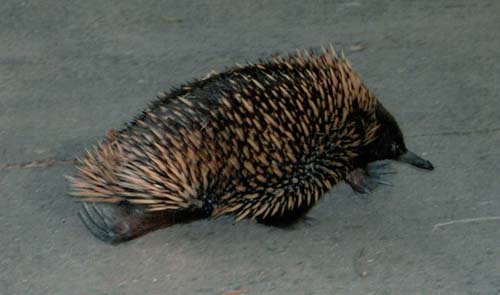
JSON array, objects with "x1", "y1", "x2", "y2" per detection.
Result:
[{"x1": 364, "y1": 103, "x2": 434, "y2": 170}]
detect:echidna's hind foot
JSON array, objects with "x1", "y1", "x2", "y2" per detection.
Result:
[
  {"x1": 78, "y1": 202, "x2": 170, "y2": 244},
  {"x1": 346, "y1": 162, "x2": 395, "y2": 194}
]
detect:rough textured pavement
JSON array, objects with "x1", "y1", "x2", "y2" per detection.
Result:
[{"x1": 1, "y1": 1, "x2": 500, "y2": 294}]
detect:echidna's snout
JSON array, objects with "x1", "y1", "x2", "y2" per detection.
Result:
[{"x1": 397, "y1": 150, "x2": 434, "y2": 170}]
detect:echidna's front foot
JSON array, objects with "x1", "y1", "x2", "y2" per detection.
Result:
[
  {"x1": 78, "y1": 202, "x2": 152, "y2": 244},
  {"x1": 346, "y1": 162, "x2": 394, "y2": 194}
]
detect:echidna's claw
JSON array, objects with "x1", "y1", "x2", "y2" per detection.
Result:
[
  {"x1": 89, "y1": 202, "x2": 123, "y2": 231},
  {"x1": 345, "y1": 169, "x2": 376, "y2": 194},
  {"x1": 78, "y1": 202, "x2": 142, "y2": 244},
  {"x1": 86, "y1": 202, "x2": 108, "y2": 227},
  {"x1": 79, "y1": 203, "x2": 120, "y2": 244},
  {"x1": 346, "y1": 161, "x2": 394, "y2": 194},
  {"x1": 78, "y1": 201, "x2": 205, "y2": 244},
  {"x1": 366, "y1": 161, "x2": 397, "y2": 175}
]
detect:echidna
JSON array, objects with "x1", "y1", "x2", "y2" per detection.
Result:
[{"x1": 68, "y1": 47, "x2": 434, "y2": 244}]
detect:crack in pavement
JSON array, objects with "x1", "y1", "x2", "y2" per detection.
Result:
[{"x1": 0, "y1": 158, "x2": 76, "y2": 170}]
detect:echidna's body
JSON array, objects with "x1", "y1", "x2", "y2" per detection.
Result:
[{"x1": 69, "y1": 48, "x2": 433, "y2": 243}]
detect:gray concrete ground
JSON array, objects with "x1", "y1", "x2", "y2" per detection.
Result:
[{"x1": 1, "y1": 0, "x2": 499, "y2": 294}]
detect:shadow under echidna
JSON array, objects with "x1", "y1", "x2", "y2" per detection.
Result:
[{"x1": 68, "y1": 47, "x2": 434, "y2": 244}]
